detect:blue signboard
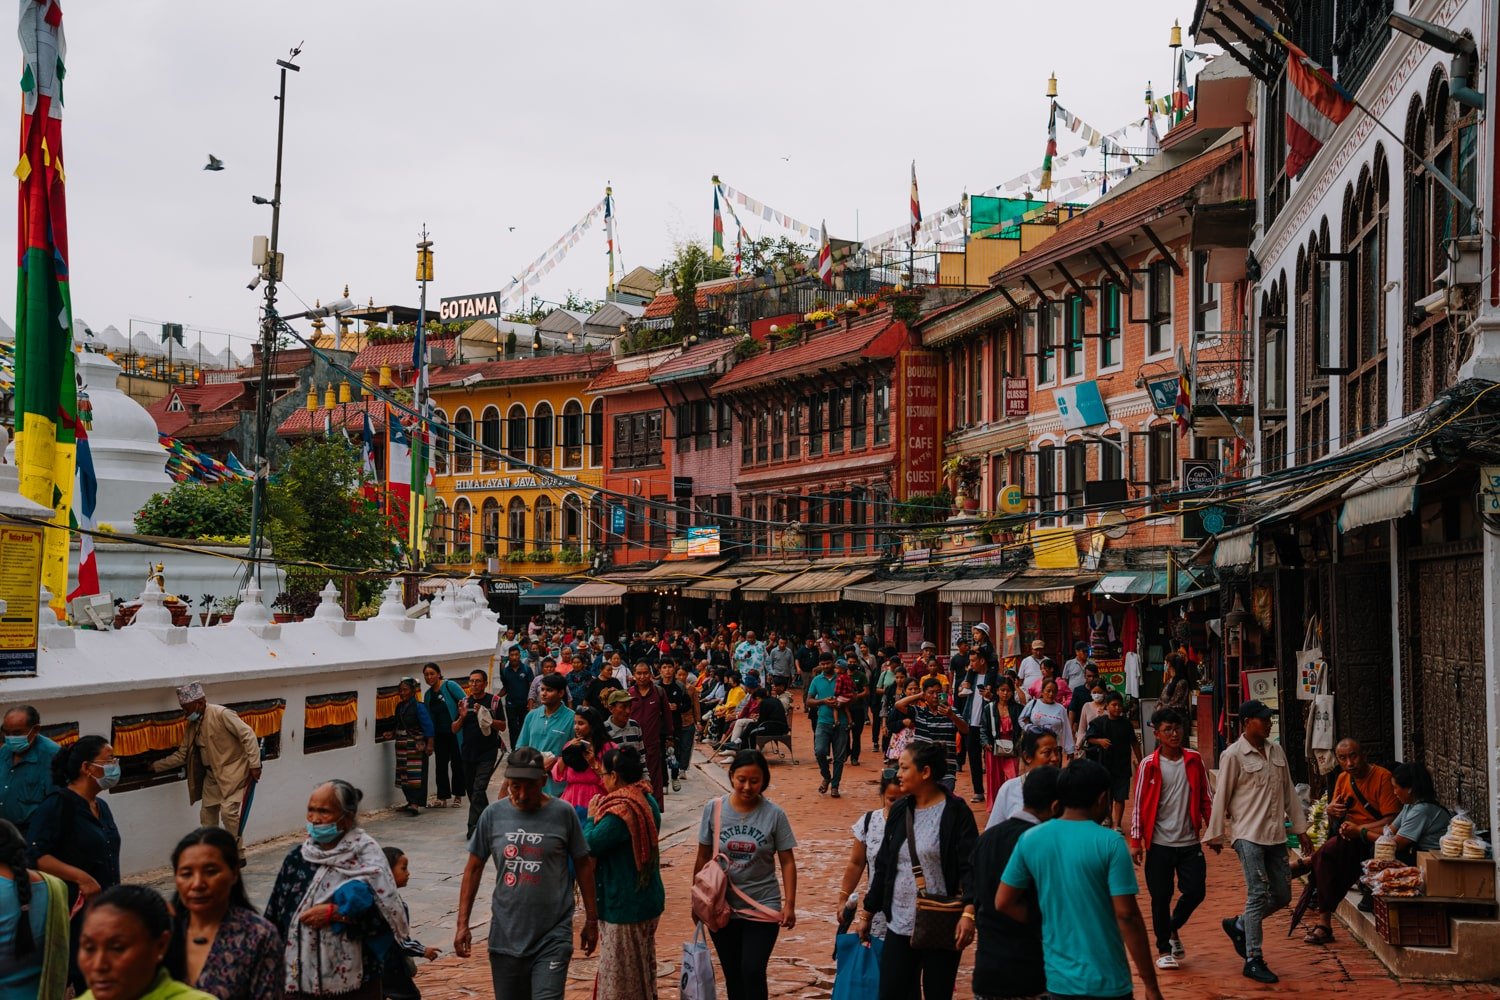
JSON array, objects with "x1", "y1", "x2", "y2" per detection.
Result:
[
  {"x1": 610, "y1": 504, "x2": 627, "y2": 534},
  {"x1": 1053, "y1": 380, "x2": 1108, "y2": 430}
]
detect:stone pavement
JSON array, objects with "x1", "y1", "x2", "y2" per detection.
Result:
[{"x1": 141, "y1": 738, "x2": 1500, "y2": 998}]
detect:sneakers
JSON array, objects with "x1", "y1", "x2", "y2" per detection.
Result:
[
  {"x1": 1155, "y1": 954, "x2": 1179, "y2": 970},
  {"x1": 1170, "y1": 935, "x2": 1185, "y2": 958},
  {"x1": 1222, "y1": 917, "x2": 1247, "y2": 959},
  {"x1": 1242, "y1": 958, "x2": 1279, "y2": 984}
]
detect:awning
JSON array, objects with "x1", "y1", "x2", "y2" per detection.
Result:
[
  {"x1": 1092, "y1": 571, "x2": 1201, "y2": 597},
  {"x1": 1162, "y1": 585, "x2": 1219, "y2": 606},
  {"x1": 1337, "y1": 449, "x2": 1428, "y2": 533},
  {"x1": 559, "y1": 582, "x2": 626, "y2": 607},
  {"x1": 681, "y1": 576, "x2": 747, "y2": 600},
  {"x1": 936, "y1": 577, "x2": 1017, "y2": 605},
  {"x1": 517, "y1": 583, "x2": 576, "y2": 606},
  {"x1": 418, "y1": 576, "x2": 474, "y2": 595},
  {"x1": 843, "y1": 579, "x2": 947, "y2": 607},
  {"x1": 996, "y1": 573, "x2": 1098, "y2": 606},
  {"x1": 1212, "y1": 525, "x2": 1256, "y2": 568},
  {"x1": 617, "y1": 558, "x2": 730, "y2": 592},
  {"x1": 773, "y1": 566, "x2": 876, "y2": 604},
  {"x1": 739, "y1": 574, "x2": 799, "y2": 602}
]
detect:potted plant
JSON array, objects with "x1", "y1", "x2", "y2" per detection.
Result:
[
  {"x1": 558, "y1": 547, "x2": 583, "y2": 565},
  {"x1": 530, "y1": 549, "x2": 555, "y2": 565},
  {"x1": 507, "y1": 550, "x2": 529, "y2": 565},
  {"x1": 942, "y1": 455, "x2": 984, "y2": 512}
]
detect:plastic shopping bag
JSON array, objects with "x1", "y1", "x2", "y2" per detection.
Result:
[
  {"x1": 832, "y1": 932, "x2": 883, "y2": 1000},
  {"x1": 681, "y1": 923, "x2": 717, "y2": 1000}
]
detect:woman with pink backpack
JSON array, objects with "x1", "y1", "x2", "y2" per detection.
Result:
[{"x1": 692, "y1": 749, "x2": 799, "y2": 1000}]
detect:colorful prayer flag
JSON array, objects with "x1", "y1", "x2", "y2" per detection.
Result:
[
  {"x1": 1144, "y1": 85, "x2": 1161, "y2": 154},
  {"x1": 1174, "y1": 369, "x2": 1192, "y2": 435},
  {"x1": 604, "y1": 185, "x2": 616, "y2": 292},
  {"x1": 817, "y1": 220, "x2": 833, "y2": 287},
  {"x1": 387, "y1": 405, "x2": 413, "y2": 537},
  {"x1": 1040, "y1": 102, "x2": 1057, "y2": 191},
  {"x1": 712, "y1": 184, "x2": 725, "y2": 262},
  {"x1": 13, "y1": 0, "x2": 76, "y2": 617},
  {"x1": 1278, "y1": 34, "x2": 1353, "y2": 177},
  {"x1": 909, "y1": 160, "x2": 921, "y2": 245},
  {"x1": 66, "y1": 414, "x2": 97, "y2": 602}
]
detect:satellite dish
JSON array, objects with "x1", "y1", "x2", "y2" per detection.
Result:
[{"x1": 1097, "y1": 510, "x2": 1129, "y2": 540}]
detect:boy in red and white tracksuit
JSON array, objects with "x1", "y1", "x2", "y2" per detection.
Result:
[{"x1": 1129, "y1": 706, "x2": 1213, "y2": 970}]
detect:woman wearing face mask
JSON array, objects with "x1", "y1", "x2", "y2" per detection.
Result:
[
  {"x1": 77, "y1": 885, "x2": 214, "y2": 1000},
  {"x1": 264, "y1": 781, "x2": 410, "y2": 1000},
  {"x1": 27, "y1": 736, "x2": 123, "y2": 993},
  {"x1": 165, "y1": 827, "x2": 282, "y2": 999},
  {"x1": 1073, "y1": 680, "x2": 1110, "y2": 754}
]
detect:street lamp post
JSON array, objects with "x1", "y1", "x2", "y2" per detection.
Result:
[{"x1": 246, "y1": 45, "x2": 302, "y2": 588}]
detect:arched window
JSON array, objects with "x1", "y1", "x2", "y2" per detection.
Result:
[
  {"x1": 534, "y1": 496, "x2": 555, "y2": 551},
  {"x1": 561, "y1": 401, "x2": 584, "y2": 468},
  {"x1": 589, "y1": 399, "x2": 604, "y2": 466},
  {"x1": 453, "y1": 409, "x2": 474, "y2": 475},
  {"x1": 1262, "y1": 274, "x2": 1289, "y2": 474},
  {"x1": 431, "y1": 408, "x2": 449, "y2": 476},
  {"x1": 1342, "y1": 148, "x2": 1389, "y2": 442},
  {"x1": 1297, "y1": 221, "x2": 1332, "y2": 461},
  {"x1": 562, "y1": 493, "x2": 584, "y2": 547},
  {"x1": 532, "y1": 402, "x2": 554, "y2": 469},
  {"x1": 479, "y1": 406, "x2": 502, "y2": 472},
  {"x1": 452, "y1": 497, "x2": 473, "y2": 553},
  {"x1": 480, "y1": 498, "x2": 501, "y2": 556},
  {"x1": 431, "y1": 498, "x2": 448, "y2": 556},
  {"x1": 505, "y1": 404, "x2": 527, "y2": 467},
  {"x1": 506, "y1": 498, "x2": 527, "y2": 554}
]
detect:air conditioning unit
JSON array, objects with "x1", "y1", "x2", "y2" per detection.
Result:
[{"x1": 1451, "y1": 236, "x2": 1483, "y2": 287}]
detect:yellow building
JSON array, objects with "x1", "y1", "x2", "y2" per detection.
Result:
[{"x1": 428, "y1": 352, "x2": 611, "y2": 581}]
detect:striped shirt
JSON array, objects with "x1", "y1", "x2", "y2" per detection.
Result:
[
  {"x1": 910, "y1": 705, "x2": 958, "y2": 779},
  {"x1": 606, "y1": 718, "x2": 644, "y2": 756}
]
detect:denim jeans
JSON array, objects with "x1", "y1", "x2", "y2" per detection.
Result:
[
  {"x1": 1233, "y1": 839, "x2": 1292, "y2": 960},
  {"x1": 814, "y1": 721, "x2": 849, "y2": 789}
]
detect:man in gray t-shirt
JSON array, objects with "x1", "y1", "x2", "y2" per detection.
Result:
[{"x1": 455, "y1": 747, "x2": 597, "y2": 994}]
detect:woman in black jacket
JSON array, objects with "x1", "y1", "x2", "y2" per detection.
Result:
[{"x1": 853, "y1": 740, "x2": 978, "y2": 1000}]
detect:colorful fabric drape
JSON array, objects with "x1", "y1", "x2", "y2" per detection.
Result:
[
  {"x1": 1173, "y1": 50, "x2": 1191, "y2": 123},
  {"x1": 817, "y1": 220, "x2": 832, "y2": 287},
  {"x1": 159, "y1": 432, "x2": 247, "y2": 484},
  {"x1": 1144, "y1": 85, "x2": 1162, "y2": 153},
  {"x1": 1040, "y1": 101, "x2": 1057, "y2": 191},
  {"x1": 305, "y1": 694, "x2": 358, "y2": 730},
  {"x1": 1174, "y1": 369, "x2": 1192, "y2": 434},
  {"x1": 113, "y1": 715, "x2": 188, "y2": 757},
  {"x1": 229, "y1": 700, "x2": 286, "y2": 739},
  {"x1": 375, "y1": 687, "x2": 400, "y2": 721},
  {"x1": 711, "y1": 184, "x2": 725, "y2": 262},
  {"x1": 13, "y1": 0, "x2": 76, "y2": 616},
  {"x1": 67, "y1": 407, "x2": 97, "y2": 600}
]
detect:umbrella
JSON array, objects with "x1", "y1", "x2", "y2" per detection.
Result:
[{"x1": 239, "y1": 774, "x2": 259, "y2": 838}]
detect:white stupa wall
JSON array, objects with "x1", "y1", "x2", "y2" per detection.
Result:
[
  {"x1": 74, "y1": 349, "x2": 173, "y2": 527},
  {"x1": 6, "y1": 591, "x2": 498, "y2": 877}
]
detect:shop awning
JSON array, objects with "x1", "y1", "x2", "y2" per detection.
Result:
[
  {"x1": 559, "y1": 582, "x2": 627, "y2": 607},
  {"x1": 1212, "y1": 525, "x2": 1256, "y2": 568},
  {"x1": 995, "y1": 572, "x2": 1098, "y2": 606},
  {"x1": 843, "y1": 579, "x2": 947, "y2": 607},
  {"x1": 681, "y1": 576, "x2": 747, "y2": 600},
  {"x1": 936, "y1": 577, "x2": 1017, "y2": 605},
  {"x1": 1092, "y1": 571, "x2": 1201, "y2": 597},
  {"x1": 773, "y1": 566, "x2": 877, "y2": 604},
  {"x1": 517, "y1": 583, "x2": 577, "y2": 606},
  {"x1": 418, "y1": 576, "x2": 474, "y2": 595},
  {"x1": 739, "y1": 574, "x2": 799, "y2": 601},
  {"x1": 1337, "y1": 449, "x2": 1428, "y2": 533},
  {"x1": 617, "y1": 558, "x2": 731, "y2": 592}
]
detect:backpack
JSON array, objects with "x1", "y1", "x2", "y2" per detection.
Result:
[{"x1": 691, "y1": 796, "x2": 782, "y2": 930}]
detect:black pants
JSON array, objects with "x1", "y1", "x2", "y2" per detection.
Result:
[
  {"x1": 382, "y1": 953, "x2": 421, "y2": 1000},
  {"x1": 710, "y1": 918, "x2": 780, "y2": 1000},
  {"x1": 462, "y1": 749, "x2": 498, "y2": 838},
  {"x1": 965, "y1": 730, "x2": 986, "y2": 798},
  {"x1": 432, "y1": 731, "x2": 465, "y2": 800},
  {"x1": 868, "y1": 700, "x2": 883, "y2": 750},
  {"x1": 1144, "y1": 843, "x2": 1208, "y2": 953},
  {"x1": 505, "y1": 703, "x2": 527, "y2": 746},
  {"x1": 848, "y1": 711, "x2": 866, "y2": 764},
  {"x1": 878, "y1": 931, "x2": 961, "y2": 1000}
]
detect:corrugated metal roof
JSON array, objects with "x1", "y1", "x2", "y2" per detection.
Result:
[{"x1": 712, "y1": 317, "x2": 906, "y2": 393}]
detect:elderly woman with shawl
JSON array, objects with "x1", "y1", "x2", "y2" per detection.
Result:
[
  {"x1": 583, "y1": 746, "x2": 665, "y2": 1000},
  {"x1": 265, "y1": 781, "x2": 410, "y2": 1000}
]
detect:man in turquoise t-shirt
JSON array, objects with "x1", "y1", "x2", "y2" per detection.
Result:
[
  {"x1": 805, "y1": 655, "x2": 848, "y2": 797},
  {"x1": 514, "y1": 673, "x2": 577, "y2": 796},
  {"x1": 998, "y1": 759, "x2": 1163, "y2": 1000}
]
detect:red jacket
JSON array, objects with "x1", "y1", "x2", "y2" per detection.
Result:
[{"x1": 1129, "y1": 747, "x2": 1213, "y2": 851}]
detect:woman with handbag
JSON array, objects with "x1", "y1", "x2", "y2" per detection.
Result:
[
  {"x1": 979, "y1": 677, "x2": 1023, "y2": 814},
  {"x1": 835, "y1": 768, "x2": 904, "y2": 941},
  {"x1": 853, "y1": 740, "x2": 978, "y2": 1000},
  {"x1": 693, "y1": 749, "x2": 797, "y2": 1000}
]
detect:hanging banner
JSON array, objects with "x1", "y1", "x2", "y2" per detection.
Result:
[{"x1": 896, "y1": 350, "x2": 940, "y2": 499}]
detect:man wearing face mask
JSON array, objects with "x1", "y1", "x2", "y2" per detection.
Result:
[
  {"x1": 151, "y1": 682, "x2": 263, "y2": 855},
  {"x1": 0, "y1": 704, "x2": 60, "y2": 835}
]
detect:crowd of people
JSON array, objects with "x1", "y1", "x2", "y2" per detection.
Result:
[{"x1": 0, "y1": 617, "x2": 1463, "y2": 999}]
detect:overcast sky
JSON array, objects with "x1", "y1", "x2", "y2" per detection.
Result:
[{"x1": 23, "y1": 0, "x2": 1199, "y2": 356}]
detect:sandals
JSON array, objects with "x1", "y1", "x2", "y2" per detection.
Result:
[{"x1": 1302, "y1": 925, "x2": 1335, "y2": 945}]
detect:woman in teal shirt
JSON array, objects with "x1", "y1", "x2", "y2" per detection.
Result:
[
  {"x1": 0, "y1": 818, "x2": 66, "y2": 999},
  {"x1": 583, "y1": 746, "x2": 664, "y2": 1000}
]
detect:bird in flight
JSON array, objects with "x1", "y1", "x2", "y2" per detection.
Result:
[
  {"x1": 204, "y1": 154, "x2": 224, "y2": 171},
  {"x1": 508, "y1": 226, "x2": 516, "y2": 232},
  {"x1": 780, "y1": 155, "x2": 791, "y2": 161}
]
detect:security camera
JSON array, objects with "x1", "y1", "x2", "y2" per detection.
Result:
[
  {"x1": 1415, "y1": 286, "x2": 1450, "y2": 315},
  {"x1": 458, "y1": 372, "x2": 483, "y2": 388},
  {"x1": 246, "y1": 274, "x2": 262, "y2": 291}
]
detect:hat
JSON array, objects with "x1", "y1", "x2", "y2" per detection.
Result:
[
  {"x1": 540, "y1": 673, "x2": 568, "y2": 691},
  {"x1": 1030, "y1": 639, "x2": 1045, "y2": 650},
  {"x1": 726, "y1": 622, "x2": 738, "y2": 630},
  {"x1": 176, "y1": 683, "x2": 205, "y2": 705},
  {"x1": 603, "y1": 688, "x2": 633, "y2": 707},
  {"x1": 920, "y1": 641, "x2": 936, "y2": 651},
  {"x1": 504, "y1": 746, "x2": 547, "y2": 781},
  {"x1": 603, "y1": 644, "x2": 615, "y2": 652},
  {"x1": 1239, "y1": 699, "x2": 1277, "y2": 721},
  {"x1": 973, "y1": 622, "x2": 991, "y2": 637}
]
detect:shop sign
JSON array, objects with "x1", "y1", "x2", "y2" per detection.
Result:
[
  {"x1": 684, "y1": 526, "x2": 720, "y2": 557},
  {"x1": 610, "y1": 504, "x2": 627, "y2": 534},
  {"x1": 452, "y1": 474, "x2": 577, "y2": 492},
  {"x1": 1052, "y1": 380, "x2": 1108, "y2": 430},
  {"x1": 898, "y1": 350, "x2": 941, "y2": 499},
  {"x1": 1147, "y1": 376, "x2": 1181, "y2": 413},
  {"x1": 1002, "y1": 377, "x2": 1030, "y2": 417},
  {"x1": 438, "y1": 290, "x2": 507, "y2": 321},
  {"x1": 0, "y1": 526, "x2": 43, "y2": 676}
]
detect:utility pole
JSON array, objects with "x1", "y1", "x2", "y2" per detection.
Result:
[{"x1": 246, "y1": 45, "x2": 302, "y2": 587}]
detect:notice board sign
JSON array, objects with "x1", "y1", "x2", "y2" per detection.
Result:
[{"x1": 0, "y1": 525, "x2": 43, "y2": 676}]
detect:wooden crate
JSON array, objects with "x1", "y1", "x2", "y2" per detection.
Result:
[{"x1": 1374, "y1": 897, "x2": 1451, "y2": 948}]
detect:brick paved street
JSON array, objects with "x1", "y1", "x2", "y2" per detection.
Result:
[{"x1": 140, "y1": 741, "x2": 1500, "y2": 999}]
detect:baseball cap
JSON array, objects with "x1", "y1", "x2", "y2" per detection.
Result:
[
  {"x1": 603, "y1": 688, "x2": 633, "y2": 707},
  {"x1": 1030, "y1": 639, "x2": 1045, "y2": 650},
  {"x1": 504, "y1": 746, "x2": 546, "y2": 781},
  {"x1": 920, "y1": 641, "x2": 936, "y2": 650},
  {"x1": 1239, "y1": 699, "x2": 1277, "y2": 721}
]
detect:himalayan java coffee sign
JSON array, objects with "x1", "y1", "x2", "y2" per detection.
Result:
[{"x1": 898, "y1": 350, "x2": 940, "y2": 499}]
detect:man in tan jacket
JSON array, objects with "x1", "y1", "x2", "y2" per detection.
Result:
[{"x1": 151, "y1": 682, "x2": 263, "y2": 853}]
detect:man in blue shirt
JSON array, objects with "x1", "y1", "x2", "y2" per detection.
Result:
[
  {"x1": 498, "y1": 647, "x2": 535, "y2": 740},
  {"x1": 997, "y1": 759, "x2": 1163, "y2": 1000},
  {"x1": 805, "y1": 654, "x2": 849, "y2": 798},
  {"x1": 0, "y1": 704, "x2": 60, "y2": 834},
  {"x1": 512, "y1": 674, "x2": 575, "y2": 797}
]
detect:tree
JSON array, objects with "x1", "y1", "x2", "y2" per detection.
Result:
[
  {"x1": 739, "y1": 235, "x2": 812, "y2": 275},
  {"x1": 503, "y1": 290, "x2": 601, "y2": 325},
  {"x1": 659, "y1": 241, "x2": 728, "y2": 341},
  {"x1": 134, "y1": 480, "x2": 253, "y2": 540},
  {"x1": 265, "y1": 438, "x2": 398, "y2": 615}
]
